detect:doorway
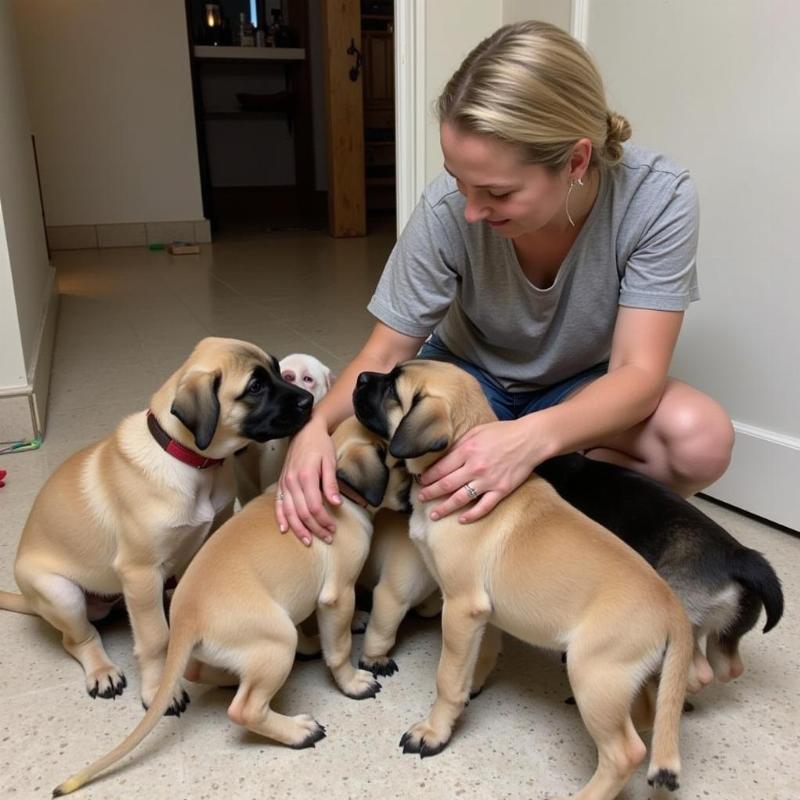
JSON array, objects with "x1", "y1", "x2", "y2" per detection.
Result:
[{"x1": 185, "y1": 0, "x2": 396, "y2": 239}]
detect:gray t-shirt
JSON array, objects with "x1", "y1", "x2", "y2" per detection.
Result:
[{"x1": 367, "y1": 143, "x2": 700, "y2": 392}]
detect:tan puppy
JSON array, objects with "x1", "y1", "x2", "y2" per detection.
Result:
[
  {"x1": 0, "y1": 337, "x2": 312, "y2": 712},
  {"x1": 53, "y1": 417, "x2": 410, "y2": 797},
  {"x1": 234, "y1": 353, "x2": 334, "y2": 505},
  {"x1": 353, "y1": 360, "x2": 695, "y2": 800}
]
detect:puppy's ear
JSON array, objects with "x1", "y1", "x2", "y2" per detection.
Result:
[
  {"x1": 171, "y1": 369, "x2": 222, "y2": 451},
  {"x1": 336, "y1": 443, "x2": 389, "y2": 508},
  {"x1": 324, "y1": 368, "x2": 335, "y2": 391},
  {"x1": 389, "y1": 396, "x2": 450, "y2": 459}
]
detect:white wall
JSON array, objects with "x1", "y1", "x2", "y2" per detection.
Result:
[
  {"x1": 0, "y1": 3, "x2": 51, "y2": 389},
  {"x1": 12, "y1": 0, "x2": 204, "y2": 226},
  {"x1": 583, "y1": 0, "x2": 799, "y2": 527},
  {"x1": 503, "y1": 0, "x2": 571, "y2": 29},
  {"x1": 422, "y1": 1, "x2": 503, "y2": 182}
]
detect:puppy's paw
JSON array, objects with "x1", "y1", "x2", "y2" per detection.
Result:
[
  {"x1": 359, "y1": 655, "x2": 398, "y2": 677},
  {"x1": 351, "y1": 609, "x2": 370, "y2": 634},
  {"x1": 141, "y1": 679, "x2": 191, "y2": 717},
  {"x1": 86, "y1": 665, "x2": 126, "y2": 699},
  {"x1": 285, "y1": 714, "x2": 326, "y2": 749},
  {"x1": 647, "y1": 767, "x2": 680, "y2": 792},
  {"x1": 340, "y1": 668, "x2": 382, "y2": 700},
  {"x1": 399, "y1": 718, "x2": 451, "y2": 758}
]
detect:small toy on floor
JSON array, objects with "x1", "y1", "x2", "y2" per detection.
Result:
[{"x1": 167, "y1": 241, "x2": 200, "y2": 255}]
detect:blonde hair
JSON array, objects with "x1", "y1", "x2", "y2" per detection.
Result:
[{"x1": 437, "y1": 21, "x2": 631, "y2": 171}]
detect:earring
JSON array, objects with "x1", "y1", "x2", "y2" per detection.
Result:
[{"x1": 565, "y1": 176, "x2": 585, "y2": 227}]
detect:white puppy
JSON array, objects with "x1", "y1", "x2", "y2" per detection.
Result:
[{"x1": 234, "y1": 353, "x2": 333, "y2": 505}]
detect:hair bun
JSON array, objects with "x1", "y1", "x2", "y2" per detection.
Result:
[{"x1": 605, "y1": 111, "x2": 632, "y2": 165}]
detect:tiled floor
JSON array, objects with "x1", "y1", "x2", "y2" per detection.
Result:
[{"x1": 1, "y1": 234, "x2": 798, "y2": 800}]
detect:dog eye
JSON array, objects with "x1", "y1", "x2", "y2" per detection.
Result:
[
  {"x1": 247, "y1": 379, "x2": 264, "y2": 395},
  {"x1": 303, "y1": 375, "x2": 314, "y2": 384}
]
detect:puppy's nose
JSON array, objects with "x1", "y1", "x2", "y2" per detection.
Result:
[
  {"x1": 297, "y1": 393, "x2": 313, "y2": 410},
  {"x1": 357, "y1": 372, "x2": 371, "y2": 388}
]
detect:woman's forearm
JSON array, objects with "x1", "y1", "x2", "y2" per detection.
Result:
[{"x1": 523, "y1": 364, "x2": 666, "y2": 459}]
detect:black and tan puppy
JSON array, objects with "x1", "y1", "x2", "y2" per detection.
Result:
[
  {"x1": 535, "y1": 454, "x2": 783, "y2": 686},
  {"x1": 354, "y1": 360, "x2": 696, "y2": 800},
  {"x1": 0, "y1": 337, "x2": 312, "y2": 712},
  {"x1": 53, "y1": 417, "x2": 411, "y2": 797}
]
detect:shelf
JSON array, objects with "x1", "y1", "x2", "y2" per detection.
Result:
[{"x1": 194, "y1": 46, "x2": 305, "y2": 61}]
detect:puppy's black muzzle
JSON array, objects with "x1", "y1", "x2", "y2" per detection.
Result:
[
  {"x1": 353, "y1": 370, "x2": 395, "y2": 439},
  {"x1": 244, "y1": 377, "x2": 313, "y2": 442}
]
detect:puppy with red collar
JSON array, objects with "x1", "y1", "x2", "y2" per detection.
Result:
[{"x1": 0, "y1": 338, "x2": 312, "y2": 712}]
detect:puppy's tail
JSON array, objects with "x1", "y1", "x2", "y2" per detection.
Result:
[
  {"x1": 731, "y1": 548, "x2": 783, "y2": 633},
  {"x1": 0, "y1": 590, "x2": 35, "y2": 615},
  {"x1": 52, "y1": 622, "x2": 198, "y2": 797},
  {"x1": 647, "y1": 601, "x2": 694, "y2": 792}
]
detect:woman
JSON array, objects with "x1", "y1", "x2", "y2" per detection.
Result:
[{"x1": 277, "y1": 20, "x2": 734, "y2": 545}]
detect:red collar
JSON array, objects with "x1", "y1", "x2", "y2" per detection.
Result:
[
  {"x1": 146, "y1": 411, "x2": 224, "y2": 470},
  {"x1": 337, "y1": 479, "x2": 369, "y2": 508}
]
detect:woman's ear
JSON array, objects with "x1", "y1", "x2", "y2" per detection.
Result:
[{"x1": 568, "y1": 137, "x2": 593, "y2": 181}]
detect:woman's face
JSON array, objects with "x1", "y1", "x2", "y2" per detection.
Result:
[{"x1": 440, "y1": 122, "x2": 571, "y2": 237}]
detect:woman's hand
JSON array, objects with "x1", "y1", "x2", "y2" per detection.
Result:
[
  {"x1": 416, "y1": 417, "x2": 550, "y2": 523},
  {"x1": 275, "y1": 417, "x2": 342, "y2": 546}
]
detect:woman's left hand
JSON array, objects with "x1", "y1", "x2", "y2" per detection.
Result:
[{"x1": 416, "y1": 418, "x2": 546, "y2": 523}]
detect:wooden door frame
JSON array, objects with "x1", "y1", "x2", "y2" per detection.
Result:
[{"x1": 322, "y1": 0, "x2": 366, "y2": 237}]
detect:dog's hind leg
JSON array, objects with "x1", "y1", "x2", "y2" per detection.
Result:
[
  {"x1": 20, "y1": 569, "x2": 126, "y2": 699},
  {"x1": 706, "y1": 591, "x2": 760, "y2": 682},
  {"x1": 563, "y1": 651, "x2": 647, "y2": 800},
  {"x1": 226, "y1": 615, "x2": 325, "y2": 748}
]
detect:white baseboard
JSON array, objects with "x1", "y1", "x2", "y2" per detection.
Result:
[
  {"x1": 0, "y1": 270, "x2": 59, "y2": 445},
  {"x1": 704, "y1": 421, "x2": 800, "y2": 531}
]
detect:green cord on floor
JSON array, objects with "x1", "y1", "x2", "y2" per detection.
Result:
[{"x1": 0, "y1": 436, "x2": 42, "y2": 456}]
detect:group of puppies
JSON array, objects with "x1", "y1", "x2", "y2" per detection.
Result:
[{"x1": 0, "y1": 338, "x2": 782, "y2": 800}]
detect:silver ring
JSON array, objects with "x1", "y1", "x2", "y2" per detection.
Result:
[
  {"x1": 277, "y1": 491, "x2": 285, "y2": 502},
  {"x1": 463, "y1": 483, "x2": 478, "y2": 500}
]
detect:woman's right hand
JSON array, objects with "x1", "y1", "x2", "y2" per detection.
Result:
[{"x1": 275, "y1": 416, "x2": 342, "y2": 546}]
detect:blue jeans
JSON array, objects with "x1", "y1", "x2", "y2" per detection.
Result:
[{"x1": 417, "y1": 334, "x2": 608, "y2": 421}]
